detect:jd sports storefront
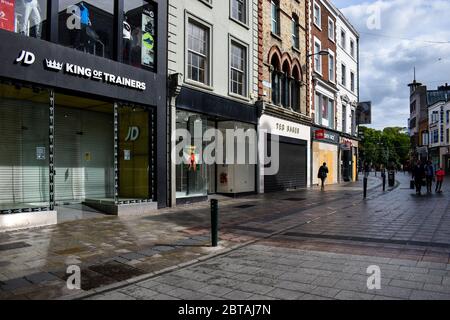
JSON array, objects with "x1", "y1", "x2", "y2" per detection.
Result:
[{"x1": 0, "y1": 2, "x2": 167, "y2": 231}]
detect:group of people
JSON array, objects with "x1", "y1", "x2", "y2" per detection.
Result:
[{"x1": 412, "y1": 160, "x2": 445, "y2": 195}]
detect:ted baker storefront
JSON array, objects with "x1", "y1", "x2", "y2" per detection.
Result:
[{"x1": 0, "y1": 1, "x2": 167, "y2": 231}]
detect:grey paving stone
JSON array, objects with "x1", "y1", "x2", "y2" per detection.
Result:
[
  {"x1": 273, "y1": 280, "x2": 316, "y2": 294},
  {"x1": 247, "y1": 294, "x2": 275, "y2": 300},
  {"x1": 373, "y1": 286, "x2": 413, "y2": 299},
  {"x1": 279, "y1": 272, "x2": 317, "y2": 284},
  {"x1": 177, "y1": 279, "x2": 208, "y2": 291},
  {"x1": 410, "y1": 290, "x2": 450, "y2": 300},
  {"x1": 199, "y1": 284, "x2": 234, "y2": 297},
  {"x1": 334, "y1": 279, "x2": 366, "y2": 291},
  {"x1": 151, "y1": 294, "x2": 180, "y2": 300},
  {"x1": 389, "y1": 279, "x2": 424, "y2": 290},
  {"x1": 223, "y1": 290, "x2": 254, "y2": 300},
  {"x1": 166, "y1": 287, "x2": 205, "y2": 300},
  {"x1": 335, "y1": 290, "x2": 375, "y2": 300},
  {"x1": 0, "y1": 278, "x2": 31, "y2": 291},
  {"x1": 118, "y1": 286, "x2": 159, "y2": 300},
  {"x1": 266, "y1": 288, "x2": 303, "y2": 300},
  {"x1": 311, "y1": 286, "x2": 340, "y2": 298},
  {"x1": 97, "y1": 291, "x2": 137, "y2": 300},
  {"x1": 300, "y1": 293, "x2": 332, "y2": 300},
  {"x1": 24, "y1": 272, "x2": 59, "y2": 284}
]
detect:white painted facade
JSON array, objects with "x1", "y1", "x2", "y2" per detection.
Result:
[
  {"x1": 167, "y1": 0, "x2": 259, "y2": 101},
  {"x1": 335, "y1": 12, "x2": 359, "y2": 136}
]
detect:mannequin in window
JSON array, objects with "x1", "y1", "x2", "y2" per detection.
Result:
[
  {"x1": 21, "y1": 0, "x2": 42, "y2": 38},
  {"x1": 74, "y1": 2, "x2": 93, "y2": 53},
  {"x1": 123, "y1": 15, "x2": 132, "y2": 64}
]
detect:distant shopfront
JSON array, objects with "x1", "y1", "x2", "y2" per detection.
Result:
[
  {"x1": 311, "y1": 127, "x2": 340, "y2": 186},
  {"x1": 340, "y1": 136, "x2": 359, "y2": 182},
  {"x1": 0, "y1": 0, "x2": 167, "y2": 230}
]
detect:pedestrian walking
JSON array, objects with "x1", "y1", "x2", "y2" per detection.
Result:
[
  {"x1": 412, "y1": 161, "x2": 426, "y2": 195},
  {"x1": 435, "y1": 167, "x2": 445, "y2": 193},
  {"x1": 425, "y1": 160, "x2": 435, "y2": 193},
  {"x1": 318, "y1": 162, "x2": 329, "y2": 191}
]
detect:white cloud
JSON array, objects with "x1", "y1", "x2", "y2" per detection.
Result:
[{"x1": 339, "y1": 0, "x2": 450, "y2": 129}]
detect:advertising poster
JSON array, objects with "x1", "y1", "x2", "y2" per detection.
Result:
[
  {"x1": 0, "y1": 0, "x2": 15, "y2": 32},
  {"x1": 141, "y1": 5, "x2": 155, "y2": 69}
]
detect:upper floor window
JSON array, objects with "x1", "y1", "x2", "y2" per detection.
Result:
[
  {"x1": 341, "y1": 63, "x2": 346, "y2": 86},
  {"x1": 350, "y1": 39, "x2": 355, "y2": 57},
  {"x1": 350, "y1": 71, "x2": 355, "y2": 92},
  {"x1": 313, "y1": 3, "x2": 321, "y2": 27},
  {"x1": 314, "y1": 41, "x2": 322, "y2": 74},
  {"x1": 230, "y1": 40, "x2": 247, "y2": 97},
  {"x1": 187, "y1": 18, "x2": 210, "y2": 85},
  {"x1": 271, "y1": 1, "x2": 280, "y2": 35},
  {"x1": 0, "y1": 0, "x2": 48, "y2": 40},
  {"x1": 59, "y1": 1, "x2": 114, "y2": 59},
  {"x1": 123, "y1": 1, "x2": 157, "y2": 71},
  {"x1": 328, "y1": 18, "x2": 334, "y2": 41},
  {"x1": 292, "y1": 15, "x2": 299, "y2": 49},
  {"x1": 328, "y1": 52, "x2": 334, "y2": 83},
  {"x1": 231, "y1": 0, "x2": 246, "y2": 24},
  {"x1": 340, "y1": 29, "x2": 346, "y2": 49}
]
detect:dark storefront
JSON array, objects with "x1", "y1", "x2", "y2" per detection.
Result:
[
  {"x1": 0, "y1": 1, "x2": 167, "y2": 230},
  {"x1": 173, "y1": 87, "x2": 258, "y2": 203}
]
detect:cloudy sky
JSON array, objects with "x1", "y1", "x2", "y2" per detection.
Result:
[{"x1": 333, "y1": 0, "x2": 450, "y2": 130}]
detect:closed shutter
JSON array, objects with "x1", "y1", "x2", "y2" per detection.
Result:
[
  {"x1": 264, "y1": 135, "x2": 307, "y2": 193},
  {"x1": 0, "y1": 99, "x2": 49, "y2": 208},
  {"x1": 54, "y1": 106, "x2": 113, "y2": 203}
]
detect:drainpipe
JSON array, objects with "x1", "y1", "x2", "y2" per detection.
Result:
[{"x1": 168, "y1": 73, "x2": 183, "y2": 207}]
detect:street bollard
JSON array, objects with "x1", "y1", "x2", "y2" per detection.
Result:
[
  {"x1": 210, "y1": 199, "x2": 219, "y2": 247},
  {"x1": 363, "y1": 177, "x2": 368, "y2": 199},
  {"x1": 382, "y1": 173, "x2": 386, "y2": 191}
]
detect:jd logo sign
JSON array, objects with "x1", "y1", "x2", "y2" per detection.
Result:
[
  {"x1": 16, "y1": 50, "x2": 35, "y2": 65},
  {"x1": 125, "y1": 126, "x2": 140, "y2": 142}
]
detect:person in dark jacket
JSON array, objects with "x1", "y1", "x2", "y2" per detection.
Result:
[
  {"x1": 412, "y1": 161, "x2": 426, "y2": 195},
  {"x1": 318, "y1": 162, "x2": 329, "y2": 191},
  {"x1": 424, "y1": 160, "x2": 435, "y2": 193}
]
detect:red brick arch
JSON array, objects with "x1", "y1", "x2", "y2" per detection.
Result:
[
  {"x1": 268, "y1": 46, "x2": 282, "y2": 71},
  {"x1": 291, "y1": 58, "x2": 302, "y2": 81}
]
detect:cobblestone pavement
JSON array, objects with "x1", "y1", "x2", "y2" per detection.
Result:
[{"x1": 2, "y1": 173, "x2": 450, "y2": 300}]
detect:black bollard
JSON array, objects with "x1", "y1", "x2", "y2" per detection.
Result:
[
  {"x1": 363, "y1": 177, "x2": 368, "y2": 199},
  {"x1": 210, "y1": 199, "x2": 219, "y2": 247},
  {"x1": 382, "y1": 174, "x2": 386, "y2": 191}
]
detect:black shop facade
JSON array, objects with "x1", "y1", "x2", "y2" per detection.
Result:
[{"x1": 0, "y1": 0, "x2": 167, "y2": 231}]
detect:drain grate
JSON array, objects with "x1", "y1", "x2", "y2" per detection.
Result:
[
  {"x1": 0, "y1": 242, "x2": 31, "y2": 252},
  {"x1": 282, "y1": 198, "x2": 306, "y2": 202},
  {"x1": 235, "y1": 204, "x2": 256, "y2": 209}
]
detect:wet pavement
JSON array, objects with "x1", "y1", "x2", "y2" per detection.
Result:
[{"x1": 2, "y1": 173, "x2": 450, "y2": 300}]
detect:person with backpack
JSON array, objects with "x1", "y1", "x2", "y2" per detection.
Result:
[
  {"x1": 424, "y1": 160, "x2": 435, "y2": 193},
  {"x1": 318, "y1": 162, "x2": 329, "y2": 191}
]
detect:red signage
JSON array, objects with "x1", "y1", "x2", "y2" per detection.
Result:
[
  {"x1": 315, "y1": 129, "x2": 325, "y2": 140},
  {"x1": 0, "y1": 0, "x2": 15, "y2": 32}
]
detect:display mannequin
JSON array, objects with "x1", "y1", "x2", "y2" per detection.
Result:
[
  {"x1": 123, "y1": 15, "x2": 132, "y2": 63},
  {"x1": 22, "y1": 0, "x2": 41, "y2": 38}
]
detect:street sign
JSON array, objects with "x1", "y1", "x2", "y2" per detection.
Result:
[{"x1": 357, "y1": 101, "x2": 372, "y2": 125}]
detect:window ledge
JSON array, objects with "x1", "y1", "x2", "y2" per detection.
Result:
[
  {"x1": 292, "y1": 46, "x2": 301, "y2": 55},
  {"x1": 228, "y1": 92, "x2": 251, "y2": 102},
  {"x1": 271, "y1": 32, "x2": 282, "y2": 42},
  {"x1": 184, "y1": 79, "x2": 214, "y2": 92},
  {"x1": 229, "y1": 17, "x2": 249, "y2": 30}
]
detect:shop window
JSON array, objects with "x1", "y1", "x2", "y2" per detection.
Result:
[
  {"x1": 175, "y1": 110, "x2": 207, "y2": 198},
  {"x1": 0, "y1": 83, "x2": 50, "y2": 213},
  {"x1": 58, "y1": 1, "x2": 114, "y2": 59},
  {"x1": 119, "y1": 105, "x2": 151, "y2": 201},
  {"x1": 123, "y1": 0, "x2": 157, "y2": 71},
  {"x1": 0, "y1": 0, "x2": 47, "y2": 39}
]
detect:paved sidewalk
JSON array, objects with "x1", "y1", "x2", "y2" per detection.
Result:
[{"x1": 0, "y1": 176, "x2": 382, "y2": 299}]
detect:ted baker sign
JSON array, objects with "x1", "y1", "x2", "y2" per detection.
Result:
[{"x1": 15, "y1": 50, "x2": 146, "y2": 91}]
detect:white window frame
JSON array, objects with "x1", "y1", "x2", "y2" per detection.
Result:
[
  {"x1": 185, "y1": 14, "x2": 213, "y2": 88},
  {"x1": 328, "y1": 17, "x2": 335, "y2": 42},
  {"x1": 350, "y1": 71, "x2": 355, "y2": 92},
  {"x1": 328, "y1": 50, "x2": 335, "y2": 83},
  {"x1": 341, "y1": 63, "x2": 346, "y2": 87},
  {"x1": 229, "y1": 37, "x2": 248, "y2": 98},
  {"x1": 230, "y1": 0, "x2": 247, "y2": 25},
  {"x1": 313, "y1": 1, "x2": 321, "y2": 29},
  {"x1": 350, "y1": 39, "x2": 355, "y2": 58},
  {"x1": 314, "y1": 38, "x2": 322, "y2": 75},
  {"x1": 340, "y1": 28, "x2": 346, "y2": 50}
]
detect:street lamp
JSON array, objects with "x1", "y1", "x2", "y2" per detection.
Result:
[{"x1": 307, "y1": 50, "x2": 330, "y2": 58}]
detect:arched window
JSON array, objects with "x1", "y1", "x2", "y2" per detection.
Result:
[
  {"x1": 291, "y1": 64, "x2": 301, "y2": 112},
  {"x1": 281, "y1": 60, "x2": 291, "y2": 108},
  {"x1": 270, "y1": 54, "x2": 281, "y2": 105}
]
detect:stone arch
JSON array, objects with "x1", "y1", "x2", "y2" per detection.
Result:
[{"x1": 268, "y1": 46, "x2": 282, "y2": 71}]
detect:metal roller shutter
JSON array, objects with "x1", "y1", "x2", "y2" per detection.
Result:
[
  {"x1": 0, "y1": 99, "x2": 49, "y2": 207},
  {"x1": 54, "y1": 106, "x2": 114, "y2": 203},
  {"x1": 264, "y1": 135, "x2": 307, "y2": 193}
]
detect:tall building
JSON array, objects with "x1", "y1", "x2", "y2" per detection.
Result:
[
  {"x1": 335, "y1": 9, "x2": 359, "y2": 182},
  {"x1": 167, "y1": 0, "x2": 259, "y2": 205},
  {"x1": 257, "y1": 0, "x2": 312, "y2": 192},
  {"x1": 0, "y1": 0, "x2": 168, "y2": 231}
]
